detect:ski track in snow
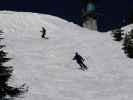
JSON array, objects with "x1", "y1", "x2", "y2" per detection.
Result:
[{"x1": 0, "y1": 11, "x2": 133, "y2": 100}]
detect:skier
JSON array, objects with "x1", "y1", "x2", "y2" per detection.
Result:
[
  {"x1": 40, "y1": 27, "x2": 48, "y2": 39},
  {"x1": 73, "y1": 52, "x2": 88, "y2": 70}
]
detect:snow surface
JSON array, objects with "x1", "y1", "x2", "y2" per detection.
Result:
[{"x1": 0, "y1": 11, "x2": 133, "y2": 100}]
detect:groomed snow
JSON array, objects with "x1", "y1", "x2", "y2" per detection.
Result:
[{"x1": 0, "y1": 11, "x2": 133, "y2": 100}]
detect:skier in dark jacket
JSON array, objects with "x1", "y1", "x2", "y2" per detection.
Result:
[
  {"x1": 73, "y1": 52, "x2": 88, "y2": 70},
  {"x1": 40, "y1": 27, "x2": 48, "y2": 39}
]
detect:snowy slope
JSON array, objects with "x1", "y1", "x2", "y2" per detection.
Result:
[{"x1": 1, "y1": 11, "x2": 133, "y2": 100}]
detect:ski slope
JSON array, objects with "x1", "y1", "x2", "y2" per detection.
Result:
[{"x1": 0, "y1": 11, "x2": 133, "y2": 100}]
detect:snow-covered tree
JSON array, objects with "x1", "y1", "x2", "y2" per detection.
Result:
[
  {"x1": 0, "y1": 37, "x2": 28, "y2": 99},
  {"x1": 122, "y1": 31, "x2": 133, "y2": 58},
  {"x1": 129, "y1": 29, "x2": 133, "y2": 38},
  {"x1": 80, "y1": 0, "x2": 97, "y2": 30},
  {"x1": 111, "y1": 28, "x2": 124, "y2": 41}
]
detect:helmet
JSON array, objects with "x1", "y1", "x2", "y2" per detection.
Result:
[{"x1": 75, "y1": 52, "x2": 78, "y2": 55}]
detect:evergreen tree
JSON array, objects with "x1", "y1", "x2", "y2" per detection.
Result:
[
  {"x1": 122, "y1": 31, "x2": 133, "y2": 58},
  {"x1": 129, "y1": 29, "x2": 133, "y2": 38},
  {"x1": 111, "y1": 28, "x2": 124, "y2": 41},
  {"x1": 0, "y1": 37, "x2": 28, "y2": 99}
]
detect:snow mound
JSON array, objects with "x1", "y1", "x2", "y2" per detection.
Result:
[{"x1": 0, "y1": 11, "x2": 133, "y2": 100}]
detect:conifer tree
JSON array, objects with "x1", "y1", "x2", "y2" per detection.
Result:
[
  {"x1": 129, "y1": 29, "x2": 133, "y2": 38},
  {"x1": 122, "y1": 31, "x2": 133, "y2": 58},
  {"x1": 0, "y1": 37, "x2": 28, "y2": 99},
  {"x1": 111, "y1": 28, "x2": 124, "y2": 41}
]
